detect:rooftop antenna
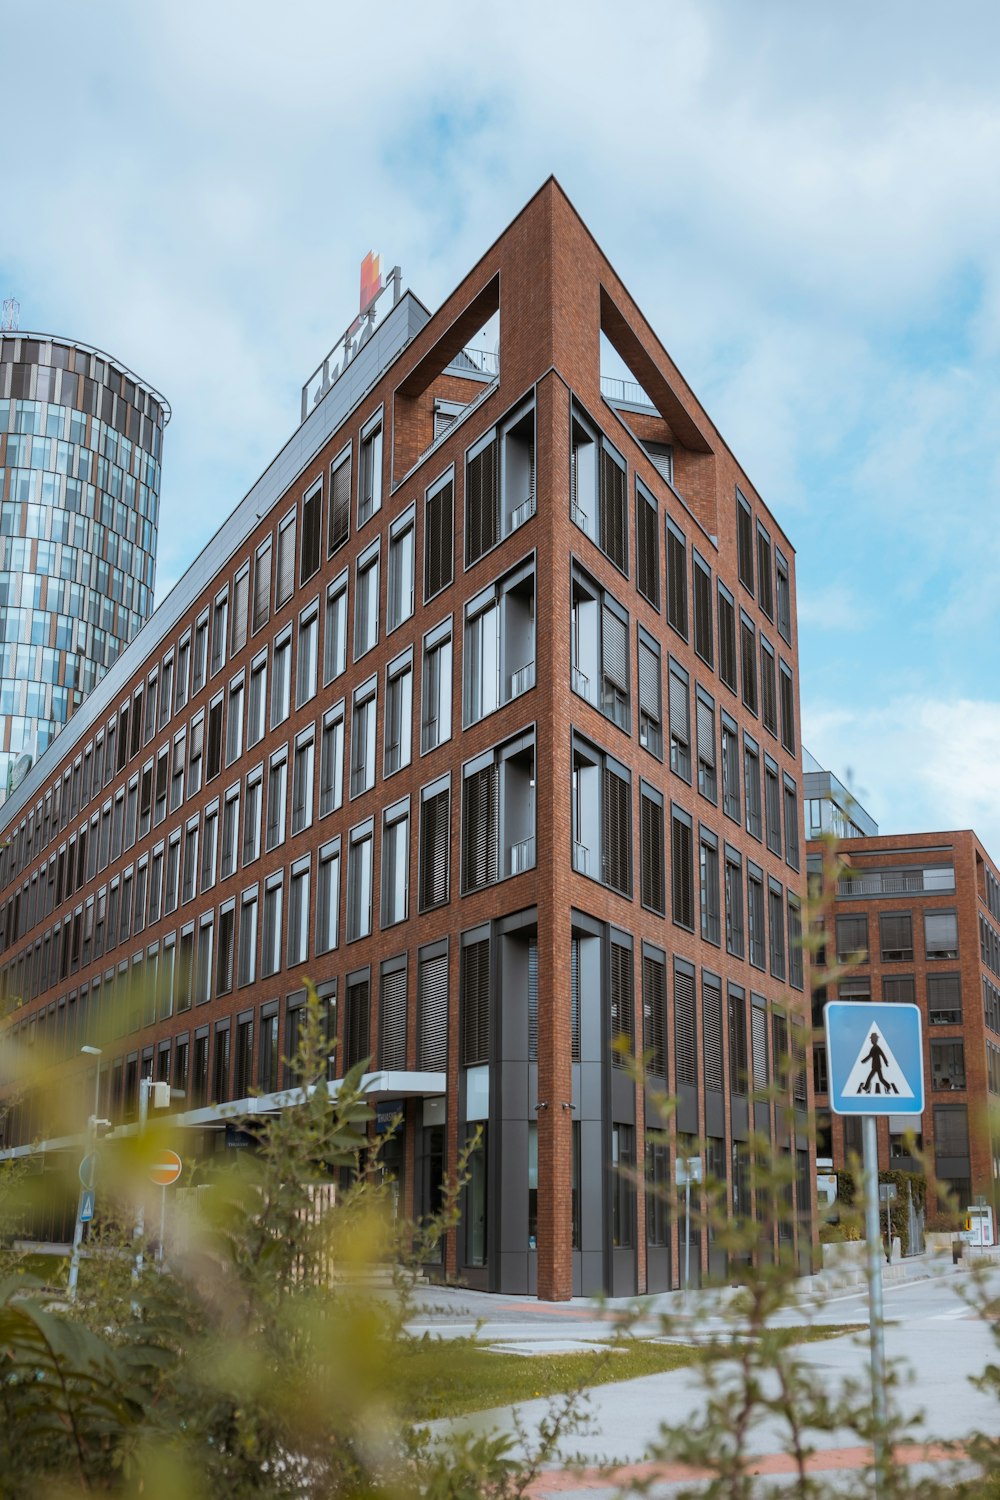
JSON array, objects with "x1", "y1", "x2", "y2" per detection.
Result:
[{"x1": 1, "y1": 298, "x2": 19, "y2": 333}]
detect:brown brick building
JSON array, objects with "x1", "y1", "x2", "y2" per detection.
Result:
[
  {"x1": 0, "y1": 180, "x2": 812, "y2": 1299},
  {"x1": 808, "y1": 781, "x2": 1000, "y2": 1213}
]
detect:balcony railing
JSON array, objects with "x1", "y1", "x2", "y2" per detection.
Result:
[
  {"x1": 509, "y1": 662, "x2": 535, "y2": 700},
  {"x1": 572, "y1": 841, "x2": 589, "y2": 876},
  {"x1": 509, "y1": 495, "x2": 535, "y2": 532},
  {"x1": 600, "y1": 375, "x2": 655, "y2": 409},
  {"x1": 571, "y1": 666, "x2": 590, "y2": 697},
  {"x1": 571, "y1": 502, "x2": 590, "y2": 530},
  {"x1": 508, "y1": 837, "x2": 536, "y2": 876},
  {"x1": 837, "y1": 869, "x2": 955, "y2": 898}
]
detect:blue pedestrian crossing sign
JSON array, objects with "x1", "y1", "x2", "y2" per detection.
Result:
[
  {"x1": 79, "y1": 1189, "x2": 95, "y2": 1223},
  {"x1": 825, "y1": 1002, "x2": 924, "y2": 1116}
]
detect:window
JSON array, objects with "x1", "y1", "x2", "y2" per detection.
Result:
[
  {"x1": 783, "y1": 776, "x2": 800, "y2": 870},
  {"x1": 928, "y1": 972, "x2": 962, "y2": 1024},
  {"x1": 634, "y1": 779, "x2": 664, "y2": 913},
  {"x1": 693, "y1": 687, "x2": 717, "y2": 804},
  {"x1": 421, "y1": 618, "x2": 452, "y2": 753},
  {"x1": 328, "y1": 446, "x2": 351, "y2": 555},
  {"x1": 757, "y1": 522, "x2": 773, "y2": 618},
  {"x1": 257, "y1": 1001, "x2": 278, "y2": 1090},
  {"x1": 319, "y1": 701, "x2": 345, "y2": 817},
  {"x1": 668, "y1": 658, "x2": 690, "y2": 781},
  {"x1": 729, "y1": 984, "x2": 748, "y2": 1095},
  {"x1": 744, "y1": 736, "x2": 761, "y2": 841},
  {"x1": 271, "y1": 629, "x2": 291, "y2": 728},
  {"x1": 642, "y1": 945, "x2": 667, "y2": 1078},
  {"x1": 700, "y1": 828, "x2": 720, "y2": 944},
  {"x1": 721, "y1": 713, "x2": 740, "y2": 822},
  {"x1": 346, "y1": 819, "x2": 374, "y2": 941},
  {"x1": 462, "y1": 729, "x2": 536, "y2": 891},
  {"x1": 674, "y1": 959, "x2": 697, "y2": 1087},
  {"x1": 571, "y1": 735, "x2": 630, "y2": 894},
  {"x1": 296, "y1": 600, "x2": 318, "y2": 707},
  {"x1": 725, "y1": 846, "x2": 744, "y2": 958},
  {"x1": 231, "y1": 564, "x2": 249, "y2": 657},
  {"x1": 570, "y1": 563, "x2": 630, "y2": 732},
  {"x1": 736, "y1": 489, "x2": 754, "y2": 593},
  {"x1": 316, "y1": 839, "x2": 341, "y2": 954},
  {"x1": 665, "y1": 518, "x2": 687, "y2": 639},
  {"x1": 671, "y1": 804, "x2": 694, "y2": 930},
  {"x1": 253, "y1": 537, "x2": 272, "y2": 634},
  {"x1": 880, "y1": 911, "x2": 913, "y2": 962},
  {"x1": 197, "y1": 915, "x2": 214, "y2": 1005},
  {"x1": 419, "y1": 776, "x2": 450, "y2": 911},
  {"x1": 779, "y1": 661, "x2": 796, "y2": 754},
  {"x1": 201, "y1": 801, "x2": 219, "y2": 891},
  {"x1": 182, "y1": 818, "x2": 199, "y2": 904},
  {"x1": 760, "y1": 638, "x2": 777, "y2": 735},
  {"x1": 387, "y1": 504, "x2": 415, "y2": 632},
  {"x1": 788, "y1": 894, "x2": 803, "y2": 989},
  {"x1": 703, "y1": 973, "x2": 724, "y2": 1092},
  {"x1": 776, "y1": 548, "x2": 792, "y2": 644},
  {"x1": 206, "y1": 694, "x2": 223, "y2": 782},
  {"x1": 287, "y1": 857, "x2": 310, "y2": 968},
  {"x1": 211, "y1": 590, "x2": 228, "y2": 677},
  {"x1": 358, "y1": 411, "x2": 383, "y2": 527},
  {"x1": 170, "y1": 731, "x2": 185, "y2": 814},
  {"x1": 740, "y1": 611, "x2": 757, "y2": 715},
  {"x1": 464, "y1": 557, "x2": 535, "y2": 724},
  {"x1": 248, "y1": 650, "x2": 267, "y2": 747},
  {"x1": 324, "y1": 570, "x2": 348, "y2": 684},
  {"x1": 693, "y1": 551, "x2": 713, "y2": 666},
  {"x1": 926, "y1": 909, "x2": 959, "y2": 960},
  {"x1": 570, "y1": 405, "x2": 627, "y2": 572},
  {"x1": 424, "y1": 471, "x2": 454, "y2": 601},
  {"x1": 261, "y1": 872, "x2": 283, "y2": 978},
  {"x1": 718, "y1": 582, "x2": 736, "y2": 692},
  {"x1": 635, "y1": 480, "x2": 659, "y2": 609},
  {"x1": 931, "y1": 1039, "x2": 966, "y2": 1091},
  {"x1": 148, "y1": 844, "x2": 163, "y2": 925},
  {"x1": 381, "y1": 799, "x2": 410, "y2": 927},
  {"x1": 354, "y1": 539, "x2": 380, "y2": 659},
  {"x1": 265, "y1": 748, "x2": 288, "y2": 851},
  {"x1": 237, "y1": 886, "x2": 258, "y2": 986},
  {"x1": 768, "y1": 879, "x2": 785, "y2": 979},
  {"x1": 379, "y1": 957, "x2": 408, "y2": 1071},
  {"x1": 194, "y1": 609, "x2": 211, "y2": 696},
  {"x1": 221, "y1": 785, "x2": 240, "y2": 880},
  {"x1": 276, "y1": 508, "x2": 296, "y2": 610},
  {"x1": 384, "y1": 649, "x2": 413, "y2": 777},
  {"x1": 233, "y1": 1010, "x2": 253, "y2": 1097},
  {"x1": 291, "y1": 727, "x2": 315, "y2": 835},
  {"x1": 836, "y1": 912, "x2": 868, "y2": 964},
  {"x1": 159, "y1": 655, "x2": 174, "y2": 730},
  {"x1": 165, "y1": 833, "x2": 181, "y2": 916},
  {"x1": 465, "y1": 403, "x2": 535, "y2": 566},
  {"x1": 637, "y1": 628, "x2": 662, "y2": 759},
  {"x1": 300, "y1": 478, "x2": 322, "y2": 584},
  {"x1": 748, "y1": 865, "x2": 765, "y2": 969},
  {"x1": 350, "y1": 677, "x2": 377, "y2": 798},
  {"x1": 764, "y1": 757, "x2": 782, "y2": 855},
  {"x1": 217, "y1": 901, "x2": 236, "y2": 996},
  {"x1": 610, "y1": 936, "x2": 634, "y2": 1066},
  {"x1": 418, "y1": 941, "x2": 448, "y2": 1070}
]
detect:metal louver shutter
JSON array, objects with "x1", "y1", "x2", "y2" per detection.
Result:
[
  {"x1": 301, "y1": 487, "x2": 321, "y2": 582},
  {"x1": 728, "y1": 991, "x2": 748, "y2": 1094},
  {"x1": 466, "y1": 437, "x2": 498, "y2": 565},
  {"x1": 570, "y1": 938, "x2": 581, "y2": 1062},
  {"x1": 379, "y1": 968, "x2": 407, "y2": 1071},
  {"x1": 667, "y1": 528, "x2": 687, "y2": 636},
  {"x1": 433, "y1": 406, "x2": 457, "y2": 440},
  {"x1": 253, "y1": 542, "x2": 271, "y2": 632},
  {"x1": 697, "y1": 698, "x2": 715, "y2": 771},
  {"x1": 419, "y1": 790, "x2": 449, "y2": 909},
  {"x1": 461, "y1": 938, "x2": 490, "y2": 1066},
  {"x1": 610, "y1": 939, "x2": 633, "y2": 1067},
  {"x1": 740, "y1": 621, "x2": 757, "y2": 710},
  {"x1": 231, "y1": 570, "x2": 249, "y2": 655},
  {"x1": 528, "y1": 938, "x2": 538, "y2": 1061},
  {"x1": 330, "y1": 457, "x2": 351, "y2": 552},
  {"x1": 642, "y1": 951, "x2": 666, "y2": 1077},
  {"x1": 462, "y1": 766, "x2": 498, "y2": 892},
  {"x1": 637, "y1": 495, "x2": 659, "y2": 606},
  {"x1": 718, "y1": 591, "x2": 736, "y2": 689},
  {"x1": 671, "y1": 814, "x2": 693, "y2": 928},
  {"x1": 761, "y1": 648, "x2": 777, "y2": 731},
  {"x1": 602, "y1": 767, "x2": 631, "y2": 896},
  {"x1": 424, "y1": 481, "x2": 453, "y2": 598},
  {"x1": 599, "y1": 448, "x2": 627, "y2": 571},
  {"x1": 703, "y1": 977, "x2": 723, "y2": 1091},
  {"x1": 751, "y1": 1002, "x2": 768, "y2": 1089},
  {"x1": 277, "y1": 518, "x2": 296, "y2": 607},
  {"x1": 668, "y1": 670, "x2": 689, "y2": 751},
  {"x1": 418, "y1": 954, "x2": 448, "y2": 1071},
  {"x1": 694, "y1": 564, "x2": 713, "y2": 665},
  {"x1": 638, "y1": 642, "x2": 660, "y2": 722},
  {"x1": 674, "y1": 963, "x2": 696, "y2": 1086},
  {"x1": 737, "y1": 498, "x2": 754, "y2": 590},
  {"x1": 345, "y1": 978, "x2": 370, "y2": 1070},
  {"x1": 640, "y1": 794, "x2": 664, "y2": 914},
  {"x1": 602, "y1": 608, "x2": 628, "y2": 693}
]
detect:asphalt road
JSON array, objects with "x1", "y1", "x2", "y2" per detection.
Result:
[{"x1": 413, "y1": 1264, "x2": 1000, "y2": 1495}]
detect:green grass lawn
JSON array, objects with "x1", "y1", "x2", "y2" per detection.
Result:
[{"x1": 399, "y1": 1325, "x2": 857, "y2": 1420}]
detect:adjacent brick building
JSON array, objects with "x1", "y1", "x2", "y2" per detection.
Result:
[
  {"x1": 0, "y1": 180, "x2": 812, "y2": 1299},
  {"x1": 808, "y1": 774, "x2": 1000, "y2": 1213}
]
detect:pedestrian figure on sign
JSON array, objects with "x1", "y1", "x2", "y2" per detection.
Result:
[{"x1": 859, "y1": 1031, "x2": 898, "y2": 1095}]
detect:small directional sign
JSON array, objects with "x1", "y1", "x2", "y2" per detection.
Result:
[
  {"x1": 825, "y1": 1002, "x2": 924, "y2": 1116},
  {"x1": 79, "y1": 1189, "x2": 95, "y2": 1223}
]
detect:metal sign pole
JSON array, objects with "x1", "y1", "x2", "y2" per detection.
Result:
[
  {"x1": 158, "y1": 1184, "x2": 166, "y2": 1267},
  {"x1": 684, "y1": 1173, "x2": 691, "y2": 1293},
  {"x1": 863, "y1": 1114, "x2": 888, "y2": 1488}
]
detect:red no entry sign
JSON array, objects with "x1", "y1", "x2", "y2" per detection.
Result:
[{"x1": 148, "y1": 1150, "x2": 182, "y2": 1187}]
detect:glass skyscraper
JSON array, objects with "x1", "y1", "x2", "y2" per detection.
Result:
[{"x1": 0, "y1": 333, "x2": 168, "y2": 792}]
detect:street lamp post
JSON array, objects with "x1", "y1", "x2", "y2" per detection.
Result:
[{"x1": 67, "y1": 1045, "x2": 102, "y2": 1301}]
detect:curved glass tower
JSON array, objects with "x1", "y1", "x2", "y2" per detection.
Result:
[{"x1": 0, "y1": 333, "x2": 169, "y2": 792}]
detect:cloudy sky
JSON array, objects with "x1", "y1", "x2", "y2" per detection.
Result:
[{"x1": 4, "y1": 0, "x2": 999, "y2": 849}]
